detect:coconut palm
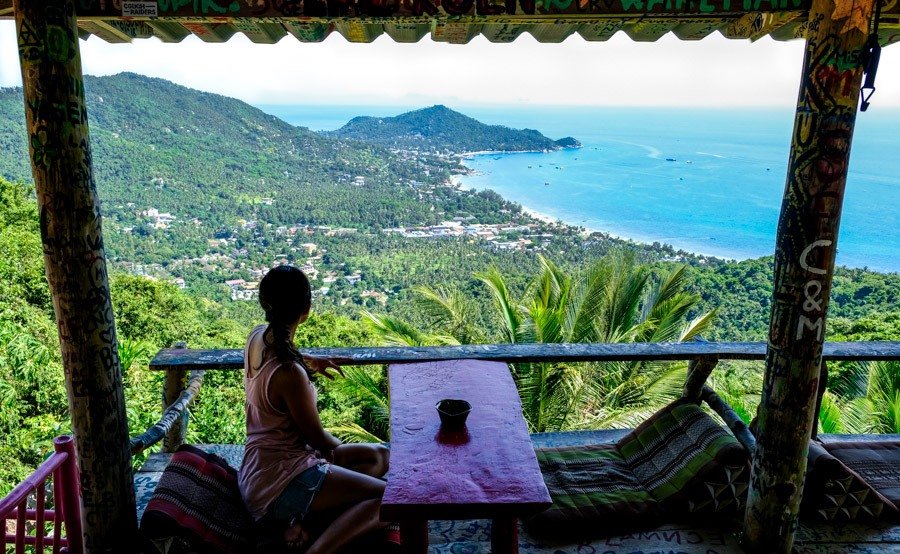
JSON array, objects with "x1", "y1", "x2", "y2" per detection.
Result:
[
  {"x1": 819, "y1": 360, "x2": 900, "y2": 434},
  {"x1": 481, "y1": 252, "x2": 715, "y2": 432},
  {"x1": 347, "y1": 251, "x2": 715, "y2": 436}
]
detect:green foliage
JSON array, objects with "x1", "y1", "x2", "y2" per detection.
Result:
[
  {"x1": 1, "y1": 72, "x2": 899, "y2": 497},
  {"x1": 0, "y1": 178, "x2": 378, "y2": 492},
  {"x1": 361, "y1": 252, "x2": 714, "y2": 433}
]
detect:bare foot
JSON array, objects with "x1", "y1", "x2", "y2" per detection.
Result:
[{"x1": 284, "y1": 519, "x2": 310, "y2": 552}]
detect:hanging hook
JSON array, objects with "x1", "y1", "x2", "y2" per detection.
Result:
[{"x1": 859, "y1": 0, "x2": 883, "y2": 112}]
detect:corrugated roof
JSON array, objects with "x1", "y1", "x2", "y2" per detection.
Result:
[{"x1": 1, "y1": 0, "x2": 898, "y2": 45}]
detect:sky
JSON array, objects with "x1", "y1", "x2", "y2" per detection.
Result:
[{"x1": 1, "y1": 19, "x2": 899, "y2": 108}]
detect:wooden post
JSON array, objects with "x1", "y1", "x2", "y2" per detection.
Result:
[
  {"x1": 162, "y1": 342, "x2": 189, "y2": 452},
  {"x1": 14, "y1": 0, "x2": 138, "y2": 551},
  {"x1": 742, "y1": 0, "x2": 877, "y2": 550},
  {"x1": 682, "y1": 356, "x2": 718, "y2": 402}
]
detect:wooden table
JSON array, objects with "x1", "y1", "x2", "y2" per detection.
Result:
[{"x1": 381, "y1": 360, "x2": 551, "y2": 553}]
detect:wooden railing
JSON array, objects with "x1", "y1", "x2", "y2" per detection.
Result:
[
  {"x1": 131, "y1": 341, "x2": 900, "y2": 455},
  {"x1": 0, "y1": 436, "x2": 83, "y2": 554}
]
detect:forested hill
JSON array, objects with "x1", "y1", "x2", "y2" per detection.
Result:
[
  {"x1": 330, "y1": 104, "x2": 581, "y2": 154},
  {"x1": 0, "y1": 72, "x2": 478, "y2": 233}
]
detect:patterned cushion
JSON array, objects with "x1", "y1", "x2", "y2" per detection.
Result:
[
  {"x1": 825, "y1": 440, "x2": 900, "y2": 509},
  {"x1": 531, "y1": 443, "x2": 660, "y2": 532},
  {"x1": 618, "y1": 400, "x2": 749, "y2": 516},
  {"x1": 531, "y1": 400, "x2": 750, "y2": 534},
  {"x1": 141, "y1": 445, "x2": 254, "y2": 554},
  {"x1": 802, "y1": 442, "x2": 898, "y2": 522}
]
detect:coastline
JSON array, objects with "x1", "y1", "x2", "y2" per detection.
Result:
[{"x1": 455, "y1": 157, "x2": 744, "y2": 264}]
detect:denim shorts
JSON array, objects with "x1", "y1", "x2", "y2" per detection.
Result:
[{"x1": 267, "y1": 462, "x2": 329, "y2": 523}]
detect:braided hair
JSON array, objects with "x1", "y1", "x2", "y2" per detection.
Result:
[{"x1": 258, "y1": 265, "x2": 312, "y2": 368}]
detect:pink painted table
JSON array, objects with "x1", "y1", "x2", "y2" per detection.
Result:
[{"x1": 381, "y1": 360, "x2": 551, "y2": 554}]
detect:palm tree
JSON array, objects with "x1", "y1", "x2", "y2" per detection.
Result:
[
  {"x1": 477, "y1": 252, "x2": 715, "y2": 432},
  {"x1": 346, "y1": 251, "x2": 715, "y2": 437},
  {"x1": 819, "y1": 360, "x2": 900, "y2": 434}
]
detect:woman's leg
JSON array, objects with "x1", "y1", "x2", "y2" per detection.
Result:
[
  {"x1": 304, "y1": 465, "x2": 387, "y2": 554},
  {"x1": 332, "y1": 443, "x2": 389, "y2": 479}
]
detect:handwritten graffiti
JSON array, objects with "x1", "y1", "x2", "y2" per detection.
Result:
[
  {"x1": 157, "y1": 0, "x2": 242, "y2": 13},
  {"x1": 142, "y1": 0, "x2": 809, "y2": 17},
  {"x1": 815, "y1": 65, "x2": 860, "y2": 97},
  {"x1": 795, "y1": 239, "x2": 830, "y2": 340},
  {"x1": 16, "y1": 0, "x2": 137, "y2": 547}
]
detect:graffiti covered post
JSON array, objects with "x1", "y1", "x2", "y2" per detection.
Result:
[
  {"x1": 14, "y1": 0, "x2": 137, "y2": 550},
  {"x1": 742, "y1": 0, "x2": 876, "y2": 550}
]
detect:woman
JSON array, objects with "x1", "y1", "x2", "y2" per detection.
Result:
[{"x1": 238, "y1": 265, "x2": 390, "y2": 553}]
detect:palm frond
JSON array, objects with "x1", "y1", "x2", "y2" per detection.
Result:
[
  {"x1": 363, "y1": 311, "x2": 459, "y2": 347},
  {"x1": 818, "y1": 391, "x2": 845, "y2": 434},
  {"x1": 412, "y1": 286, "x2": 482, "y2": 344},
  {"x1": 477, "y1": 267, "x2": 522, "y2": 344},
  {"x1": 678, "y1": 309, "x2": 718, "y2": 342},
  {"x1": 328, "y1": 423, "x2": 386, "y2": 443}
]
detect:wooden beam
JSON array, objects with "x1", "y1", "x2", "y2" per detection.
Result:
[
  {"x1": 13, "y1": 0, "x2": 137, "y2": 550},
  {"x1": 0, "y1": 0, "x2": 819, "y2": 19},
  {"x1": 682, "y1": 356, "x2": 718, "y2": 402},
  {"x1": 742, "y1": 0, "x2": 877, "y2": 549},
  {"x1": 130, "y1": 370, "x2": 204, "y2": 455},
  {"x1": 148, "y1": 341, "x2": 900, "y2": 372}
]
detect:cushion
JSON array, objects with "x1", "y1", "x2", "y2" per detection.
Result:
[
  {"x1": 141, "y1": 445, "x2": 254, "y2": 554},
  {"x1": 825, "y1": 440, "x2": 900, "y2": 509},
  {"x1": 530, "y1": 400, "x2": 750, "y2": 535},
  {"x1": 802, "y1": 441, "x2": 897, "y2": 522},
  {"x1": 618, "y1": 400, "x2": 750, "y2": 515},
  {"x1": 531, "y1": 443, "x2": 660, "y2": 533}
]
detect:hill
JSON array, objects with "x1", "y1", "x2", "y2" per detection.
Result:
[
  {"x1": 329, "y1": 105, "x2": 580, "y2": 154},
  {"x1": 1, "y1": 74, "x2": 896, "y2": 342},
  {"x1": 0, "y1": 74, "x2": 487, "y2": 228},
  {"x1": 0, "y1": 73, "x2": 525, "y2": 253}
]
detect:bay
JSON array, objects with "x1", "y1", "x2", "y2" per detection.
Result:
[{"x1": 259, "y1": 104, "x2": 900, "y2": 273}]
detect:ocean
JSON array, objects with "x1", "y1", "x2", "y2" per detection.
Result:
[{"x1": 257, "y1": 104, "x2": 900, "y2": 273}]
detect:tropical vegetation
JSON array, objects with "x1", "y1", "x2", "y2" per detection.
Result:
[{"x1": 0, "y1": 74, "x2": 898, "y2": 495}]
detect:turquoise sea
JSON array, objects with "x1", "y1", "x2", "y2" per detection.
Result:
[{"x1": 259, "y1": 104, "x2": 900, "y2": 273}]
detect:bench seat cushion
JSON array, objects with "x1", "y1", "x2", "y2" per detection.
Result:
[
  {"x1": 531, "y1": 400, "x2": 750, "y2": 535},
  {"x1": 141, "y1": 445, "x2": 254, "y2": 554},
  {"x1": 532, "y1": 443, "x2": 659, "y2": 531},
  {"x1": 825, "y1": 440, "x2": 900, "y2": 509},
  {"x1": 620, "y1": 401, "x2": 749, "y2": 516}
]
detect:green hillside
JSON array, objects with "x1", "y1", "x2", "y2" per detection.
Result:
[
  {"x1": 1, "y1": 75, "x2": 899, "y2": 494},
  {"x1": 330, "y1": 104, "x2": 581, "y2": 154},
  {"x1": 1, "y1": 73, "x2": 897, "y2": 340}
]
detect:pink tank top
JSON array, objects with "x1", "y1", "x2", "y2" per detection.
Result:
[{"x1": 238, "y1": 326, "x2": 324, "y2": 521}]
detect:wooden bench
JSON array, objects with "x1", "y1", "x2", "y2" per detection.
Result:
[{"x1": 381, "y1": 360, "x2": 551, "y2": 554}]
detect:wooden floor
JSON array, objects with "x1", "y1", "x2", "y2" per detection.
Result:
[{"x1": 134, "y1": 431, "x2": 900, "y2": 553}]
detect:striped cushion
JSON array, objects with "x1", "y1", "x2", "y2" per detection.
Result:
[
  {"x1": 803, "y1": 441, "x2": 898, "y2": 522},
  {"x1": 619, "y1": 400, "x2": 749, "y2": 512},
  {"x1": 532, "y1": 400, "x2": 750, "y2": 534},
  {"x1": 141, "y1": 445, "x2": 254, "y2": 554},
  {"x1": 532, "y1": 443, "x2": 659, "y2": 531}
]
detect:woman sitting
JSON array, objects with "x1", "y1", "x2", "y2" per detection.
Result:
[{"x1": 238, "y1": 265, "x2": 390, "y2": 553}]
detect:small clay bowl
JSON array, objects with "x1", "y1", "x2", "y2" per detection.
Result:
[{"x1": 436, "y1": 399, "x2": 471, "y2": 430}]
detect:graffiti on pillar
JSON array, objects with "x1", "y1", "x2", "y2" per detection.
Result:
[{"x1": 15, "y1": 0, "x2": 137, "y2": 549}]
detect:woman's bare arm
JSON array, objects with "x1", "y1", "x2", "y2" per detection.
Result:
[{"x1": 270, "y1": 362, "x2": 341, "y2": 455}]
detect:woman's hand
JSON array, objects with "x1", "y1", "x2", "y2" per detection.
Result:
[{"x1": 302, "y1": 354, "x2": 345, "y2": 380}]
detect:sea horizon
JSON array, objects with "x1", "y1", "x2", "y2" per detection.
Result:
[{"x1": 258, "y1": 103, "x2": 900, "y2": 274}]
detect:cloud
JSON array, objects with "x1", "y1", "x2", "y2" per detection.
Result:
[{"x1": 1, "y1": 19, "x2": 899, "y2": 107}]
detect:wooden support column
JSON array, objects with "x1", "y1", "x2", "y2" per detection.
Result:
[
  {"x1": 14, "y1": 1, "x2": 137, "y2": 551},
  {"x1": 742, "y1": 0, "x2": 876, "y2": 550},
  {"x1": 162, "y1": 342, "x2": 189, "y2": 452}
]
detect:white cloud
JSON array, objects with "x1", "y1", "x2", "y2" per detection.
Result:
[{"x1": 1, "y1": 19, "x2": 899, "y2": 107}]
